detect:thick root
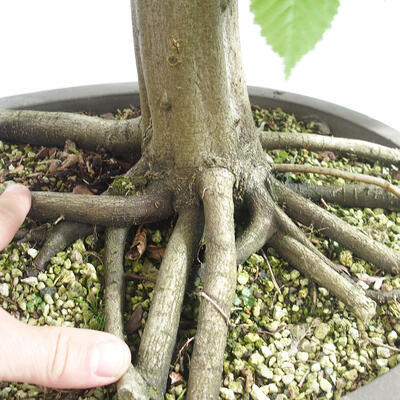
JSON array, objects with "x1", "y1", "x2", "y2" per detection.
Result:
[
  {"x1": 30, "y1": 221, "x2": 96, "y2": 275},
  {"x1": 261, "y1": 130, "x2": 400, "y2": 166},
  {"x1": 273, "y1": 179, "x2": 400, "y2": 274},
  {"x1": 104, "y1": 227, "x2": 154, "y2": 400},
  {"x1": 0, "y1": 110, "x2": 142, "y2": 161},
  {"x1": 137, "y1": 207, "x2": 203, "y2": 395},
  {"x1": 270, "y1": 232, "x2": 376, "y2": 325},
  {"x1": 287, "y1": 183, "x2": 400, "y2": 211},
  {"x1": 274, "y1": 163, "x2": 400, "y2": 199},
  {"x1": 367, "y1": 289, "x2": 400, "y2": 304},
  {"x1": 236, "y1": 187, "x2": 277, "y2": 264},
  {"x1": 28, "y1": 191, "x2": 173, "y2": 226},
  {"x1": 187, "y1": 168, "x2": 236, "y2": 400}
]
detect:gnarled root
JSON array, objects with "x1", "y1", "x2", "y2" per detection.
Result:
[
  {"x1": 273, "y1": 179, "x2": 400, "y2": 274},
  {"x1": 270, "y1": 232, "x2": 376, "y2": 325},
  {"x1": 287, "y1": 183, "x2": 400, "y2": 211},
  {"x1": 30, "y1": 221, "x2": 97, "y2": 275},
  {"x1": 0, "y1": 109, "x2": 142, "y2": 161},
  {"x1": 236, "y1": 187, "x2": 277, "y2": 264},
  {"x1": 187, "y1": 168, "x2": 236, "y2": 400},
  {"x1": 104, "y1": 227, "x2": 154, "y2": 400},
  {"x1": 28, "y1": 190, "x2": 173, "y2": 226},
  {"x1": 260, "y1": 130, "x2": 400, "y2": 166},
  {"x1": 137, "y1": 207, "x2": 204, "y2": 395}
]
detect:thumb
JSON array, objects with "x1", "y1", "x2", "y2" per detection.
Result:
[
  {"x1": 0, "y1": 183, "x2": 31, "y2": 250},
  {"x1": 0, "y1": 308, "x2": 131, "y2": 388}
]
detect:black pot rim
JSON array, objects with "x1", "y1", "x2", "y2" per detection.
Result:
[{"x1": 1, "y1": 82, "x2": 400, "y2": 400}]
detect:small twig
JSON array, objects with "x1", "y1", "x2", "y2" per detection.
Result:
[
  {"x1": 196, "y1": 291, "x2": 235, "y2": 328},
  {"x1": 365, "y1": 337, "x2": 400, "y2": 353},
  {"x1": 261, "y1": 250, "x2": 281, "y2": 295},
  {"x1": 366, "y1": 288, "x2": 400, "y2": 304},
  {"x1": 124, "y1": 272, "x2": 156, "y2": 284},
  {"x1": 320, "y1": 198, "x2": 329, "y2": 209},
  {"x1": 174, "y1": 336, "x2": 195, "y2": 367},
  {"x1": 274, "y1": 163, "x2": 400, "y2": 200},
  {"x1": 298, "y1": 369, "x2": 310, "y2": 388}
]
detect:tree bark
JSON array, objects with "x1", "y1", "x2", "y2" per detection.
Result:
[
  {"x1": 0, "y1": 110, "x2": 142, "y2": 161},
  {"x1": 131, "y1": 0, "x2": 258, "y2": 200},
  {"x1": 137, "y1": 207, "x2": 203, "y2": 394},
  {"x1": 261, "y1": 130, "x2": 400, "y2": 166},
  {"x1": 187, "y1": 168, "x2": 236, "y2": 400},
  {"x1": 28, "y1": 191, "x2": 173, "y2": 226},
  {"x1": 273, "y1": 180, "x2": 400, "y2": 274},
  {"x1": 287, "y1": 183, "x2": 400, "y2": 211}
]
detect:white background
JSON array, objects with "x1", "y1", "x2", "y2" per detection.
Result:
[{"x1": 0, "y1": 0, "x2": 399, "y2": 131}]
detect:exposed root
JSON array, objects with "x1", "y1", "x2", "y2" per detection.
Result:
[
  {"x1": 273, "y1": 179, "x2": 400, "y2": 274},
  {"x1": 29, "y1": 222, "x2": 97, "y2": 275},
  {"x1": 137, "y1": 207, "x2": 203, "y2": 395},
  {"x1": 367, "y1": 289, "x2": 400, "y2": 304},
  {"x1": 14, "y1": 223, "x2": 51, "y2": 244},
  {"x1": 104, "y1": 227, "x2": 154, "y2": 400},
  {"x1": 0, "y1": 110, "x2": 142, "y2": 161},
  {"x1": 274, "y1": 163, "x2": 400, "y2": 199},
  {"x1": 28, "y1": 190, "x2": 173, "y2": 226},
  {"x1": 270, "y1": 232, "x2": 376, "y2": 325},
  {"x1": 287, "y1": 183, "x2": 400, "y2": 211},
  {"x1": 187, "y1": 168, "x2": 236, "y2": 400},
  {"x1": 236, "y1": 187, "x2": 277, "y2": 264},
  {"x1": 274, "y1": 204, "x2": 343, "y2": 277},
  {"x1": 260, "y1": 130, "x2": 400, "y2": 166}
]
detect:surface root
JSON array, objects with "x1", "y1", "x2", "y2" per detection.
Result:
[
  {"x1": 0, "y1": 109, "x2": 142, "y2": 161},
  {"x1": 261, "y1": 130, "x2": 400, "y2": 166},
  {"x1": 287, "y1": 183, "x2": 400, "y2": 211},
  {"x1": 29, "y1": 221, "x2": 96, "y2": 276},
  {"x1": 236, "y1": 187, "x2": 277, "y2": 264},
  {"x1": 104, "y1": 227, "x2": 154, "y2": 400},
  {"x1": 187, "y1": 168, "x2": 236, "y2": 400},
  {"x1": 270, "y1": 232, "x2": 376, "y2": 325},
  {"x1": 273, "y1": 179, "x2": 400, "y2": 274},
  {"x1": 28, "y1": 190, "x2": 173, "y2": 226},
  {"x1": 137, "y1": 207, "x2": 203, "y2": 395}
]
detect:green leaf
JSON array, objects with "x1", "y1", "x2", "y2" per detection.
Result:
[{"x1": 250, "y1": 0, "x2": 340, "y2": 78}]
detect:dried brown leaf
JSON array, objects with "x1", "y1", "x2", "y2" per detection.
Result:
[
  {"x1": 59, "y1": 154, "x2": 79, "y2": 170},
  {"x1": 72, "y1": 185, "x2": 93, "y2": 195},
  {"x1": 318, "y1": 151, "x2": 336, "y2": 161},
  {"x1": 100, "y1": 112, "x2": 115, "y2": 120},
  {"x1": 125, "y1": 225, "x2": 147, "y2": 261},
  {"x1": 146, "y1": 245, "x2": 165, "y2": 263},
  {"x1": 124, "y1": 305, "x2": 143, "y2": 334},
  {"x1": 169, "y1": 371, "x2": 184, "y2": 386}
]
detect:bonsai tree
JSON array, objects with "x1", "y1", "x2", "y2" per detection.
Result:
[{"x1": 1, "y1": 1, "x2": 400, "y2": 399}]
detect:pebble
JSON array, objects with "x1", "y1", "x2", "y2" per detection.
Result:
[
  {"x1": 21, "y1": 277, "x2": 38, "y2": 287},
  {"x1": 319, "y1": 377, "x2": 332, "y2": 393},
  {"x1": 314, "y1": 322, "x2": 330, "y2": 340},
  {"x1": 27, "y1": 248, "x2": 38, "y2": 259},
  {"x1": 43, "y1": 293, "x2": 54, "y2": 305},
  {"x1": 376, "y1": 347, "x2": 391, "y2": 359},
  {"x1": 251, "y1": 384, "x2": 270, "y2": 400},
  {"x1": 0, "y1": 283, "x2": 9, "y2": 297},
  {"x1": 220, "y1": 387, "x2": 235, "y2": 400}
]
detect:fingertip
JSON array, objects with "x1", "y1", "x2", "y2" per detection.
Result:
[{"x1": 4, "y1": 183, "x2": 31, "y2": 208}]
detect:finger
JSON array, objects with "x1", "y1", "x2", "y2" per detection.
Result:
[
  {"x1": 0, "y1": 184, "x2": 31, "y2": 250},
  {"x1": 0, "y1": 308, "x2": 131, "y2": 389}
]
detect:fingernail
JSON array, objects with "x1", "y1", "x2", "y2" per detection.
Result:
[
  {"x1": 4, "y1": 183, "x2": 25, "y2": 193},
  {"x1": 92, "y1": 340, "x2": 131, "y2": 378}
]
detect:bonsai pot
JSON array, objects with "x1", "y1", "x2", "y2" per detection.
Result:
[{"x1": 1, "y1": 82, "x2": 400, "y2": 400}]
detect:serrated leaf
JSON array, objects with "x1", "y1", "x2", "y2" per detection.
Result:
[{"x1": 251, "y1": 0, "x2": 340, "y2": 78}]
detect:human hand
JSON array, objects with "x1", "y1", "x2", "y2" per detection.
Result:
[{"x1": 0, "y1": 184, "x2": 131, "y2": 388}]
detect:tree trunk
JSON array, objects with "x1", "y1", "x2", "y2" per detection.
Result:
[{"x1": 131, "y1": 0, "x2": 261, "y2": 202}]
